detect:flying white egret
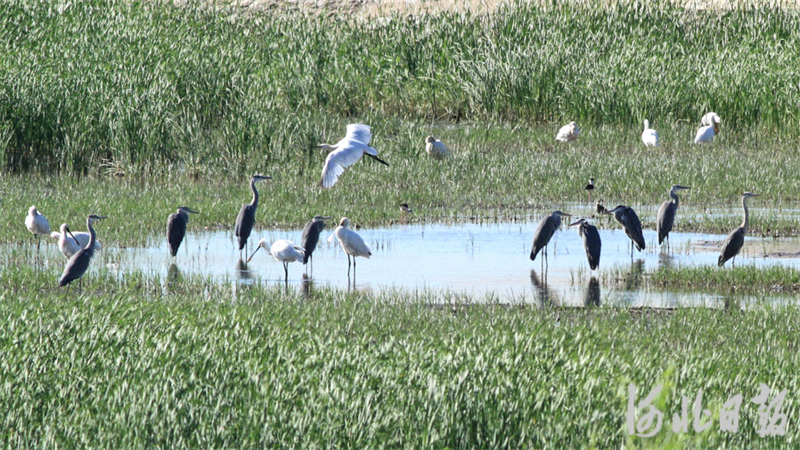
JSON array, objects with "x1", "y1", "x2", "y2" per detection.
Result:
[
  {"x1": 319, "y1": 124, "x2": 389, "y2": 188},
  {"x1": 328, "y1": 217, "x2": 372, "y2": 277},
  {"x1": 642, "y1": 119, "x2": 659, "y2": 146},
  {"x1": 719, "y1": 192, "x2": 760, "y2": 267},
  {"x1": 425, "y1": 135, "x2": 450, "y2": 159},
  {"x1": 167, "y1": 206, "x2": 199, "y2": 257},
  {"x1": 694, "y1": 112, "x2": 721, "y2": 144},
  {"x1": 248, "y1": 238, "x2": 306, "y2": 281},
  {"x1": 51, "y1": 223, "x2": 102, "y2": 258},
  {"x1": 59, "y1": 214, "x2": 106, "y2": 293},
  {"x1": 25, "y1": 206, "x2": 50, "y2": 251},
  {"x1": 555, "y1": 122, "x2": 579, "y2": 142}
]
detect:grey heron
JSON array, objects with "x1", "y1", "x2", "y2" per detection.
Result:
[
  {"x1": 319, "y1": 124, "x2": 389, "y2": 188},
  {"x1": 59, "y1": 214, "x2": 106, "y2": 293},
  {"x1": 235, "y1": 175, "x2": 271, "y2": 257},
  {"x1": 25, "y1": 206, "x2": 50, "y2": 251},
  {"x1": 425, "y1": 135, "x2": 450, "y2": 159},
  {"x1": 530, "y1": 211, "x2": 571, "y2": 267},
  {"x1": 695, "y1": 112, "x2": 721, "y2": 144},
  {"x1": 300, "y1": 215, "x2": 330, "y2": 272},
  {"x1": 657, "y1": 185, "x2": 690, "y2": 248},
  {"x1": 555, "y1": 122, "x2": 579, "y2": 142},
  {"x1": 167, "y1": 206, "x2": 198, "y2": 257},
  {"x1": 642, "y1": 120, "x2": 659, "y2": 147},
  {"x1": 248, "y1": 238, "x2": 306, "y2": 281},
  {"x1": 328, "y1": 217, "x2": 372, "y2": 277},
  {"x1": 569, "y1": 218, "x2": 601, "y2": 270},
  {"x1": 718, "y1": 192, "x2": 760, "y2": 267},
  {"x1": 606, "y1": 205, "x2": 645, "y2": 257},
  {"x1": 51, "y1": 223, "x2": 101, "y2": 258}
]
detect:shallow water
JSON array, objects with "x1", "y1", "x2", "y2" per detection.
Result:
[{"x1": 10, "y1": 218, "x2": 800, "y2": 307}]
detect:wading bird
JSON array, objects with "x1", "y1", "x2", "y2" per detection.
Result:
[
  {"x1": 569, "y1": 218, "x2": 601, "y2": 270},
  {"x1": 718, "y1": 192, "x2": 760, "y2": 267},
  {"x1": 555, "y1": 122, "x2": 580, "y2": 142},
  {"x1": 657, "y1": 185, "x2": 691, "y2": 248},
  {"x1": 300, "y1": 215, "x2": 330, "y2": 272},
  {"x1": 248, "y1": 238, "x2": 306, "y2": 281},
  {"x1": 530, "y1": 211, "x2": 571, "y2": 267},
  {"x1": 584, "y1": 178, "x2": 595, "y2": 201},
  {"x1": 328, "y1": 217, "x2": 372, "y2": 277},
  {"x1": 319, "y1": 124, "x2": 389, "y2": 188},
  {"x1": 400, "y1": 203, "x2": 414, "y2": 215},
  {"x1": 167, "y1": 206, "x2": 199, "y2": 257},
  {"x1": 642, "y1": 119, "x2": 659, "y2": 147},
  {"x1": 694, "y1": 112, "x2": 721, "y2": 144},
  {"x1": 595, "y1": 201, "x2": 607, "y2": 216},
  {"x1": 59, "y1": 214, "x2": 106, "y2": 293},
  {"x1": 25, "y1": 206, "x2": 50, "y2": 251},
  {"x1": 51, "y1": 223, "x2": 102, "y2": 258},
  {"x1": 606, "y1": 205, "x2": 645, "y2": 257},
  {"x1": 425, "y1": 135, "x2": 450, "y2": 159},
  {"x1": 235, "y1": 175, "x2": 271, "y2": 257}
]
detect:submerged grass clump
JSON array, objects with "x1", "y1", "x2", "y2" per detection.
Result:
[
  {"x1": 3, "y1": 0, "x2": 800, "y2": 172},
  {"x1": 0, "y1": 265, "x2": 799, "y2": 448},
  {"x1": 649, "y1": 264, "x2": 800, "y2": 294}
]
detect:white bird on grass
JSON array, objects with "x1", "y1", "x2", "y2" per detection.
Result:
[
  {"x1": 25, "y1": 205, "x2": 50, "y2": 251},
  {"x1": 51, "y1": 223, "x2": 102, "y2": 258},
  {"x1": 642, "y1": 119, "x2": 659, "y2": 147},
  {"x1": 247, "y1": 238, "x2": 306, "y2": 281},
  {"x1": 319, "y1": 124, "x2": 389, "y2": 188},
  {"x1": 328, "y1": 217, "x2": 372, "y2": 277},
  {"x1": 555, "y1": 122, "x2": 580, "y2": 142},
  {"x1": 425, "y1": 135, "x2": 450, "y2": 159},
  {"x1": 694, "y1": 112, "x2": 721, "y2": 144}
]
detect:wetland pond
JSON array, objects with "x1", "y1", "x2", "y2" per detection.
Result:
[{"x1": 8, "y1": 203, "x2": 800, "y2": 308}]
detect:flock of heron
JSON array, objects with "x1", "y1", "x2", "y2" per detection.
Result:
[{"x1": 23, "y1": 116, "x2": 752, "y2": 292}]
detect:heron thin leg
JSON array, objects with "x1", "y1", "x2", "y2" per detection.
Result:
[
  {"x1": 347, "y1": 254, "x2": 351, "y2": 277},
  {"x1": 37, "y1": 235, "x2": 41, "y2": 252},
  {"x1": 284, "y1": 262, "x2": 288, "y2": 281}
]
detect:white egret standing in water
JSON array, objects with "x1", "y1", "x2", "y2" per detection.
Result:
[{"x1": 328, "y1": 217, "x2": 372, "y2": 277}]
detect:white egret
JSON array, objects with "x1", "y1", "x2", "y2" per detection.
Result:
[
  {"x1": 319, "y1": 124, "x2": 389, "y2": 188},
  {"x1": 719, "y1": 192, "x2": 760, "y2": 267},
  {"x1": 642, "y1": 119, "x2": 659, "y2": 146},
  {"x1": 25, "y1": 206, "x2": 50, "y2": 251},
  {"x1": 327, "y1": 217, "x2": 372, "y2": 277},
  {"x1": 51, "y1": 223, "x2": 102, "y2": 258},
  {"x1": 555, "y1": 122, "x2": 579, "y2": 142},
  {"x1": 59, "y1": 215, "x2": 106, "y2": 293},
  {"x1": 247, "y1": 238, "x2": 306, "y2": 281},
  {"x1": 425, "y1": 135, "x2": 450, "y2": 159},
  {"x1": 694, "y1": 112, "x2": 721, "y2": 144}
]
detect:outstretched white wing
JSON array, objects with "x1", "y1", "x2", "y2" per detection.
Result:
[
  {"x1": 339, "y1": 124, "x2": 372, "y2": 146},
  {"x1": 320, "y1": 144, "x2": 368, "y2": 188}
]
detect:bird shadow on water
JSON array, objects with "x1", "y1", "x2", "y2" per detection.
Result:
[
  {"x1": 530, "y1": 269, "x2": 560, "y2": 308},
  {"x1": 235, "y1": 259, "x2": 254, "y2": 286},
  {"x1": 585, "y1": 276, "x2": 601, "y2": 307}
]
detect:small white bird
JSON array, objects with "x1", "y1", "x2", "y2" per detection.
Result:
[
  {"x1": 642, "y1": 119, "x2": 659, "y2": 147},
  {"x1": 425, "y1": 135, "x2": 450, "y2": 159},
  {"x1": 51, "y1": 223, "x2": 102, "y2": 258},
  {"x1": 328, "y1": 217, "x2": 372, "y2": 277},
  {"x1": 319, "y1": 124, "x2": 389, "y2": 188},
  {"x1": 247, "y1": 238, "x2": 306, "y2": 281},
  {"x1": 555, "y1": 122, "x2": 580, "y2": 142},
  {"x1": 694, "y1": 112, "x2": 721, "y2": 144},
  {"x1": 25, "y1": 205, "x2": 50, "y2": 251}
]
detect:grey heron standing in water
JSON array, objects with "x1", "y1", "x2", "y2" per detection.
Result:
[
  {"x1": 569, "y1": 218, "x2": 601, "y2": 270},
  {"x1": 235, "y1": 175, "x2": 271, "y2": 258},
  {"x1": 530, "y1": 211, "x2": 571, "y2": 268},
  {"x1": 718, "y1": 192, "x2": 760, "y2": 267},
  {"x1": 657, "y1": 185, "x2": 691, "y2": 249},
  {"x1": 167, "y1": 206, "x2": 199, "y2": 257},
  {"x1": 301, "y1": 215, "x2": 330, "y2": 273},
  {"x1": 606, "y1": 205, "x2": 645, "y2": 257},
  {"x1": 59, "y1": 214, "x2": 106, "y2": 293}
]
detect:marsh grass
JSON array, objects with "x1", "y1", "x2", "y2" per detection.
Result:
[{"x1": 0, "y1": 263, "x2": 798, "y2": 448}]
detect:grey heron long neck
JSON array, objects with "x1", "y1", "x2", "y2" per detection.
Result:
[
  {"x1": 741, "y1": 196, "x2": 750, "y2": 233},
  {"x1": 86, "y1": 218, "x2": 96, "y2": 250},
  {"x1": 669, "y1": 188, "x2": 680, "y2": 207},
  {"x1": 249, "y1": 178, "x2": 259, "y2": 207}
]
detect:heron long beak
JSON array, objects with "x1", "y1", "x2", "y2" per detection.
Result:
[
  {"x1": 187, "y1": 208, "x2": 199, "y2": 214},
  {"x1": 568, "y1": 219, "x2": 583, "y2": 227},
  {"x1": 65, "y1": 226, "x2": 79, "y2": 243},
  {"x1": 367, "y1": 154, "x2": 390, "y2": 166},
  {"x1": 246, "y1": 246, "x2": 261, "y2": 263}
]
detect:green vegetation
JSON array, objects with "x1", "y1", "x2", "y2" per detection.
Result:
[
  {"x1": 648, "y1": 264, "x2": 800, "y2": 293},
  {"x1": 2, "y1": 0, "x2": 800, "y2": 173},
  {"x1": 0, "y1": 264, "x2": 799, "y2": 448}
]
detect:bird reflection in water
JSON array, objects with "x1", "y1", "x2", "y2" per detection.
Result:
[
  {"x1": 530, "y1": 269, "x2": 560, "y2": 308},
  {"x1": 167, "y1": 263, "x2": 182, "y2": 292},
  {"x1": 624, "y1": 259, "x2": 645, "y2": 291},
  {"x1": 584, "y1": 276, "x2": 601, "y2": 307},
  {"x1": 235, "y1": 259, "x2": 254, "y2": 285},
  {"x1": 302, "y1": 273, "x2": 313, "y2": 299}
]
